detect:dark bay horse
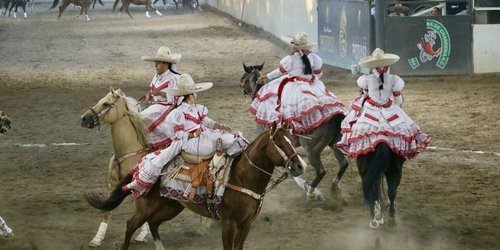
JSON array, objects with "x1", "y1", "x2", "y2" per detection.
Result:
[
  {"x1": 357, "y1": 143, "x2": 405, "y2": 228},
  {"x1": 113, "y1": 0, "x2": 162, "y2": 18},
  {"x1": 3, "y1": 0, "x2": 27, "y2": 18},
  {"x1": 241, "y1": 63, "x2": 349, "y2": 200},
  {"x1": 85, "y1": 124, "x2": 305, "y2": 250},
  {"x1": 49, "y1": 0, "x2": 91, "y2": 21},
  {"x1": 0, "y1": 111, "x2": 12, "y2": 134}
]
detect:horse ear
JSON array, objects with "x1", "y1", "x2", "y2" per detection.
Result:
[
  {"x1": 257, "y1": 62, "x2": 265, "y2": 71},
  {"x1": 110, "y1": 87, "x2": 116, "y2": 95},
  {"x1": 271, "y1": 122, "x2": 277, "y2": 132},
  {"x1": 243, "y1": 63, "x2": 251, "y2": 74}
]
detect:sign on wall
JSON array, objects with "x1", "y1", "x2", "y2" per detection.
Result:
[
  {"x1": 385, "y1": 16, "x2": 472, "y2": 75},
  {"x1": 317, "y1": 0, "x2": 372, "y2": 70}
]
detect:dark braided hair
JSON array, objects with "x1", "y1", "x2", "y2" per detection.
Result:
[
  {"x1": 301, "y1": 53, "x2": 312, "y2": 75},
  {"x1": 169, "y1": 63, "x2": 180, "y2": 75}
]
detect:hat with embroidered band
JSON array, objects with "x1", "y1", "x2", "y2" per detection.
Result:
[
  {"x1": 281, "y1": 31, "x2": 315, "y2": 50},
  {"x1": 141, "y1": 46, "x2": 182, "y2": 64},
  {"x1": 164, "y1": 74, "x2": 213, "y2": 96},
  {"x1": 359, "y1": 48, "x2": 400, "y2": 69}
]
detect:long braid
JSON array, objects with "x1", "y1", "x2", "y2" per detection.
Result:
[
  {"x1": 375, "y1": 66, "x2": 390, "y2": 90},
  {"x1": 169, "y1": 63, "x2": 180, "y2": 75},
  {"x1": 300, "y1": 50, "x2": 312, "y2": 75}
]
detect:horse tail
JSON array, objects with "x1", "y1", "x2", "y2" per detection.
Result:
[
  {"x1": 84, "y1": 174, "x2": 133, "y2": 211},
  {"x1": 362, "y1": 143, "x2": 392, "y2": 206},
  {"x1": 49, "y1": 0, "x2": 59, "y2": 9}
]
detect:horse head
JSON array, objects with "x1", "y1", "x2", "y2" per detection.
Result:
[
  {"x1": 80, "y1": 88, "x2": 132, "y2": 129},
  {"x1": 0, "y1": 111, "x2": 12, "y2": 134},
  {"x1": 240, "y1": 63, "x2": 264, "y2": 99},
  {"x1": 264, "y1": 122, "x2": 305, "y2": 177}
]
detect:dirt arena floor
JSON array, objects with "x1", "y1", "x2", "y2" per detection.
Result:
[{"x1": 1, "y1": 2, "x2": 499, "y2": 250}]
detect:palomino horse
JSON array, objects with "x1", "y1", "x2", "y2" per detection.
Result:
[
  {"x1": 49, "y1": 0, "x2": 91, "y2": 21},
  {"x1": 357, "y1": 143, "x2": 405, "y2": 228},
  {"x1": 80, "y1": 89, "x2": 151, "y2": 247},
  {"x1": 113, "y1": 0, "x2": 162, "y2": 18},
  {"x1": 0, "y1": 111, "x2": 12, "y2": 134},
  {"x1": 85, "y1": 124, "x2": 305, "y2": 250},
  {"x1": 240, "y1": 63, "x2": 349, "y2": 200}
]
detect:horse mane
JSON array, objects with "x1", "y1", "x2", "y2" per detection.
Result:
[{"x1": 115, "y1": 89, "x2": 149, "y2": 148}]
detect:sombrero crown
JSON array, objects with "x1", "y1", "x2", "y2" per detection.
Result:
[
  {"x1": 164, "y1": 74, "x2": 213, "y2": 96},
  {"x1": 142, "y1": 46, "x2": 182, "y2": 63},
  {"x1": 359, "y1": 48, "x2": 400, "y2": 69},
  {"x1": 281, "y1": 31, "x2": 315, "y2": 50}
]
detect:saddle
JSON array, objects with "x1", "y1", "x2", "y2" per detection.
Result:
[{"x1": 162, "y1": 139, "x2": 230, "y2": 201}]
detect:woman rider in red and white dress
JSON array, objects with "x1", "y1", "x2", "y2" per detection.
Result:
[
  {"x1": 250, "y1": 31, "x2": 344, "y2": 134},
  {"x1": 0, "y1": 111, "x2": 13, "y2": 237},
  {"x1": 335, "y1": 48, "x2": 431, "y2": 158},
  {"x1": 140, "y1": 46, "x2": 182, "y2": 150},
  {"x1": 123, "y1": 74, "x2": 248, "y2": 197}
]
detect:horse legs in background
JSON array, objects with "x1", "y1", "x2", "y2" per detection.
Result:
[
  {"x1": 357, "y1": 143, "x2": 392, "y2": 229},
  {"x1": 146, "y1": 0, "x2": 162, "y2": 17},
  {"x1": 57, "y1": 0, "x2": 70, "y2": 19},
  {"x1": 79, "y1": 3, "x2": 90, "y2": 21}
]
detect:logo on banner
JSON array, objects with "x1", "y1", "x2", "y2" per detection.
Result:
[{"x1": 408, "y1": 19, "x2": 451, "y2": 70}]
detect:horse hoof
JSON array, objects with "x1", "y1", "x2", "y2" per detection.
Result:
[
  {"x1": 369, "y1": 220, "x2": 380, "y2": 229},
  {"x1": 88, "y1": 241, "x2": 101, "y2": 248},
  {"x1": 388, "y1": 217, "x2": 397, "y2": 227}
]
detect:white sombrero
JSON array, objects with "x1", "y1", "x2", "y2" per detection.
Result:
[
  {"x1": 281, "y1": 31, "x2": 315, "y2": 50},
  {"x1": 141, "y1": 46, "x2": 182, "y2": 64},
  {"x1": 388, "y1": 4, "x2": 409, "y2": 12},
  {"x1": 359, "y1": 48, "x2": 400, "y2": 69},
  {"x1": 164, "y1": 74, "x2": 213, "y2": 96}
]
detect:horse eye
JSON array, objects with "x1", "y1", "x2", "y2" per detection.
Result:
[{"x1": 103, "y1": 103, "x2": 111, "y2": 107}]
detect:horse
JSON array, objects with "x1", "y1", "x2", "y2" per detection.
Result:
[
  {"x1": 240, "y1": 63, "x2": 349, "y2": 200},
  {"x1": 91, "y1": 0, "x2": 103, "y2": 8},
  {"x1": 356, "y1": 143, "x2": 405, "y2": 229},
  {"x1": 84, "y1": 123, "x2": 305, "y2": 250},
  {"x1": 49, "y1": 0, "x2": 91, "y2": 21},
  {"x1": 113, "y1": 0, "x2": 162, "y2": 18},
  {"x1": 153, "y1": 0, "x2": 199, "y2": 11},
  {"x1": 80, "y1": 88, "x2": 152, "y2": 247},
  {"x1": 3, "y1": 0, "x2": 27, "y2": 18},
  {"x1": 0, "y1": 111, "x2": 12, "y2": 134}
]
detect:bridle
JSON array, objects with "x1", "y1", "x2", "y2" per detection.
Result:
[
  {"x1": 230, "y1": 128, "x2": 300, "y2": 200},
  {"x1": 239, "y1": 68, "x2": 261, "y2": 98}
]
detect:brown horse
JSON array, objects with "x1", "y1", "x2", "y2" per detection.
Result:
[
  {"x1": 240, "y1": 63, "x2": 349, "y2": 200},
  {"x1": 113, "y1": 0, "x2": 162, "y2": 18},
  {"x1": 85, "y1": 124, "x2": 306, "y2": 250},
  {"x1": 80, "y1": 89, "x2": 152, "y2": 247},
  {"x1": 49, "y1": 0, "x2": 91, "y2": 21}
]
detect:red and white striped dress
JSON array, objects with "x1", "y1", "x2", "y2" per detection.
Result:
[
  {"x1": 141, "y1": 70, "x2": 180, "y2": 149},
  {"x1": 335, "y1": 70, "x2": 431, "y2": 158},
  {"x1": 249, "y1": 51, "x2": 344, "y2": 134}
]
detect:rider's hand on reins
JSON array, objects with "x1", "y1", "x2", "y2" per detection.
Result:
[
  {"x1": 256, "y1": 76, "x2": 268, "y2": 85},
  {"x1": 151, "y1": 89, "x2": 166, "y2": 97}
]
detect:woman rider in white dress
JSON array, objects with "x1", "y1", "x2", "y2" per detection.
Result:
[
  {"x1": 335, "y1": 48, "x2": 431, "y2": 158},
  {"x1": 250, "y1": 31, "x2": 344, "y2": 134},
  {"x1": 0, "y1": 111, "x2": 13, "y2": 237},
  {"x1": 123, "y1": 74, "x2": 248, "y2": 197},
  {"x1": 140, "y1": 46, "x2": 182, "y2": 150}
]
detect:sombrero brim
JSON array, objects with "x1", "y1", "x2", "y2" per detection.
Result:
[
  {"x1": 359, "y1": 54, "x2": 400, "y2": 69},
  {"x1": 164, "y1": 82, "x2": 213, "y2": 96},
  {"x1": 281, "y1": 35, "x2": 315, "y2": 50},
  {"x1": 388, "y1": 5, "x2": 409, "y2": 12},
  {"x1": 141, "y1": 54, "x2": 182, "y2": 63}
]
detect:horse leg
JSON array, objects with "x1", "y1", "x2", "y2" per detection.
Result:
[
  {"x1": 88, "y1": 212, "x2": 111, "y2": 247},
  {"x1": 329, "y1": 147, "x2": 349, "y2": 188},
  {"x1": 125, "y1": 4, "x2": 133, "y2": 18},
  {"x1": 300, "y1": 137, "x2": 328, "y2": 200},
  {"x1": 58, "y1": 1, "x2": 70, "y2": 19},
  {"x1": 147, "y1": 199, "x2": 184, "y2": 249},
  {"x1": 385, "y1": 155, "x2": 404, "y2": 226},
  {"x1": 233, "y1": 223, "x2": 251, "y2": 250},
  {"x1": 221, "y1": 220, "x2": 237, "y2": 250},
  {"x1": 361, "y1": 143, "x2": 391, "y2": 229},
  {"x1": 22, "y1": 2, "x2": 26, "y2": 18},
  {"x1": 151, "y1": 1, "x2": 162, "y2": 16},
  {"x1": 122, "y1": 208, "x2": 150, "y2": 250},
  {"x1": 112, "y1": 0, "x2": 118, "y2": 12}
]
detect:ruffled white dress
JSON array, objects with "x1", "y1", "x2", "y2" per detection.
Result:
[
  {"x1": 249, "y1": 51, "x2": 344, "y2": 134},
  {"x1": 335, "y1": 71, "x2": 431, "y2": 158}
]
